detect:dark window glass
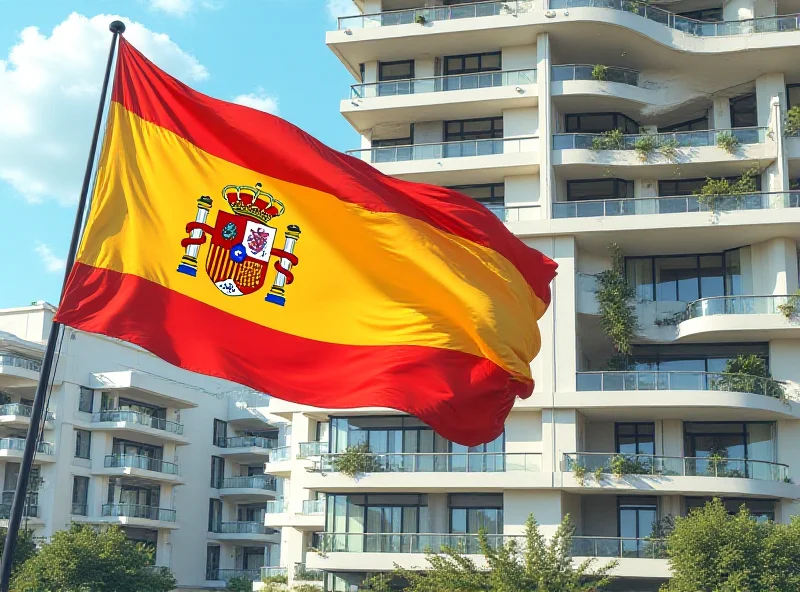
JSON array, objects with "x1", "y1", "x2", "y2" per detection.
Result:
[
  {"x1": 730, "y1": 93, "x2": 757, "y2": 128},
  {"x1": 567, "y1": 179, "x2": 634, "y2": 201},
  {"x1": 372, "y1": 137, "x2": 412, "y2": 147},
  {"x1": 658, "y1": 116, "x2": 709, "y2": 133},
  {"x1": 565, "y1": 112, "x2": 639, "y2": 134},
  {"x1": 629, "y1": 343, "x2": 769, "y2": 373},
  {"x1": 684, "y1": 422, "x2": 775, "y2": 471},
  {"x1": 444, "y1": 117, "x2": 503, "y2": 142},
  {"x1": 444, "y1": 52, "x2": 502, "y2": 75},
  {"x1": 75, "y1": 429, "x2": 91, "y2": 459},
  {"x1": 72, "y1": 476, "x2": 89, "y2": 515},
  {"x1": 78, "y1": 387, "x2": 93, "y2": 413},
  {"x1": 659, "y1": 175, "x2": 761, "y2": 196},
  {"x1": 210, "y1": 456, "x2": 225, "y2": 488},
  {"x1": 213, "y1": 419, "x2": 227, "y2": 446},
  {"x1": 112, "y1": 438, "x2": 162, "y2": 459},
  {"x1": 618, "y1": 496, "x2": 658, "y2": 555},
  {"x1": 677, "y1": 8, "x2": 722, "y2": 21},
  {"x1": 788, "y1": 84, "x2": 800, "y2": 110},
  {"x1": 616, "y1": 423, "x2": 655, "y2": 455},
  {"x1": 208, "y1": 499, "x2": 222, "y2": 532},
  {"x1": 205, "y1": 545, "x2": 221, "y2": 580},
  {"x1": 379, "y1": 60, "x2": 414, "y2": 81}
]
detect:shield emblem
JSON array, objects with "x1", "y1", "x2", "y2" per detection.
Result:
[{"x1": 205, "y1": 210, "x2": 277, "y2": 296}]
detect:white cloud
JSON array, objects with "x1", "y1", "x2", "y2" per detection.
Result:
[
  {"x1": 0, "y1": 13, "x2": 209, "y2": 205},
  {"x1": 34, "y1": 243, "x2": 65, "y2": 273},
  {"x1": 148, "y1": 0, "x2": 194, "y2": 17},
  {"x1": 232, "y1": 89, "x2": 279, "y2": 114},
  {"x1": 326, "y1": 0, "x2": 360, "y2": 20}
]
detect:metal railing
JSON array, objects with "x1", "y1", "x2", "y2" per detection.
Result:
[
  {"x1": 313, "y1": 452, "x2": 541, "y2": 473},
  {"x1": 348, "y1": 136, "x2": 537, "y2": 163},
  {"x1": 549, "y1": 0, "x2": 800, "y2": 37},
  {"x1": 316, "y1": 532, "x2": 518, "y2": 553},
  {"x1": 294, "y1": 563, "x2": 324, "y2": 581},
  {"x1": 71, "y1": 503, "x2": 88, "y2": 516},
  {"x1": 680, "y1": 295, "x2": 794, "y2": 321},
  {"x1": 553, "y1": 127, "x2": 766, "y2": 150},
  {"x1": 215, "y1": 521, "x2": 271, "y2": 535},
  {"x1": 486, "y1": 204, "x2": 542, "y2": 223},
  {"x1": 0, "y1": 438, "x2": 53, "y2": 455},
  {"x1": 0, "y1": 353, "x2": 41, "y2": 373},
  {"x1": 269, "y1": 445, "x2": 291, "y2": 462},
  {"x1": 0, "y1": 503, "x2": 38, "y2": 519},
  {"x1": 1, "y1": 491, "x2": 38, "y2": 518},
  {"x1": 217, "y1": 436, "x2": 277, "y2": 449},
  {"x1": 302, "y1": 499, "x2": 325, "y2": 515},
  {"x1": 0, "y1": 403, "x2": 55, "y2": 421},
  {"x1": 265, "y1": 500, "x2": 287, "y2": 514},
  {"x1": 298, "y1": 441, "x2": 327, "y2": 459},
  {"x1": 102, "y1": 503, "x2": 177, "y2": 522},
  {"x1": 93, "y1": 410, "x2": 184, "y2": 435},
  {"x1": 351, "y1": 69, "x2": 535, "y2": 98},
  {"x1": 209, "y1": 568, "x2": 261, "y2": 581},
  {"x1": 576, "y1": 371, "x2": 789, "y2": 399},
  {"x1": 552, "y1": 64, "x2": 639, "y2": 86},
  {"x1": 338, "y1": 0, "x2": 534, "y2": 29},
  {"x1": 572, "y1": 536, "x2": 666, "y2": 559},
  {"x1": 104, "y1": 454, "x2": 180, "y2": 475},
  {"x1": 553, "y1": 192, "x2": 800, "y2": 219},
  {"x1": 221, "y1": 476, "x2": 277, "y2": 491},
  {"x1": 261, "y1": 566, "x2": 288, "y2": 579},
  {"x1": 564, "y1": 452, "x2": 790, "y2": 482}
]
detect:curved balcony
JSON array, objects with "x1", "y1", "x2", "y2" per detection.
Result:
[
  {"x1": 351, "y1": 69, "x2": 536, "y2": 99},
  {"x1": 552, "y1": 64, "x2": 639, "y2": 86},
  {"x1": 220, "y1": 476, "x2": 278, "y2": 501},
  {"x1": 294, "y1": 563, "x2": 323, "y2": 582},
  {"x1": 100, "y1": 454, "x2": 183, "y2": 484},
  {"x1": 338, "y1": 0, "x2": 533, "y2": 30},
  {"x1": 0, "y1": 403, "x2": 54, "y2": 428},
  {"x1": 100, "y1": 503, "x2": 178, "y2": 528},
  {"x1": 91, "y1": 410, "x2": 187, "y2": 444},
  {"x1": 0, "y1": 438, "x2": 54, "y2": 462},
  {"x1": 261, "y1": 566, "x2": 288, "y2": 579},
  {"x1": 216, "y1": 436, "x2": 277, "y2": 462},
  {"x1": 264, "y1": 498, "x2": 325, "y2": 530},
  {"x1": 0, "y1": 353, "x2": 41, "y2": 388},
  {"x1": 210, "y1": 522, "x2": 278, "y2": 545},
  {"x1": 264, "y1": 445, "x2": 292, "y2": 477}
]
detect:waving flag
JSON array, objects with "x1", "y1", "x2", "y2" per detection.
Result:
[{"x1": 55, "y1": 38, "x2": 557, "y2": 446}]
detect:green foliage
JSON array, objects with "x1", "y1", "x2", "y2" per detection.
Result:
[
  {"x1": 658, "y1": 137, "x2": 680, "y2": 162},
  {"x1": 259, "y1": 584, "x2": 286, "y2": 592},
  {"x1": 591, "y1": 128, "x2": 625, "y2": 151},
  {"x1": 11, "y1": 523, "x2": 175, "y2": 592},
  {"x1": 662, "y1": 499, "x2": 800, "y2": 592},
  {"x1": 226, "y1": 575, "x2": 255, "y2": 592},
  {"x1": 292, "y1": 585, "x2": 323, "y2": 592},
  {"x1": 593, "y1": 466, "x2": 605, "y2": 483},
  {"x1": 0, "y1": 528, "x2": 36, "y2": 576},
  {"x1": 777, "y1": 290, "x2": 800, "y2": 320},
  {"x1": 716, "y1": 131, "x2": 740, "y2": 154},
  {"x1": 331, "y1": 443, "x2": 380, "y2": 478},
  {"x1": 390, "y1": 514, "x2": 616, "y2": 591},
  {"x1": 712, "y1": 354, "x2": 785, "y2": 399},
  {"x1": 633, "y1": 134, "x2": 657, "y2": 162},
  {"x1": 786, "y1": 106, "x2": 800, "y2": 135},
  {"x1": 415, "y1": 13, "x2": 426, "y2": 24},
  {"x1": 609, "y1": 454, "x2": 651, "y2": 478},
  {"x1": 573, "y1": 464, "x2": 587, "y2": 486},
  {"x1": 595, "y1": 244, "x2": 638, "y2": 363},
  {"x1": 591, "y1": 64, "x2": 607, "y2": 81},
  {"x1": 262, "y1": 574, "x2": 289, "y2": 584},
  {"x1": 362, "y1": 573, "x2": 395, "y2": 591},
  {"x1": 695, "y1": 167, "x2": 758, "y2": 212}
]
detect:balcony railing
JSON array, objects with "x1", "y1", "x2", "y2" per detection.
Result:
[
  {"x1": 261, "y1": 566, "x2": 288, "y2": 579},
  {"x1": 553, "y1": 127, "x2": 766, "y2": 150},
  {"x1": 0, "y1": 438, "x2": 53, "y2": 455},
  {"x1": 215, "y1": 521, "x2": 272, "y2": 535},
  {"x1": 349, "y1": 136, "x2": 537, "y2": 163},
  {"x1": 0, "y1": 503, "x2": 38, "y2": 519},
  {"x1": 268, "y1": 446, "x2": 291, "y2": 462},
  {"x1": 351, "y1": 69, "x2": 536, "y2": 99},
  {"x1": 338, "y1": 0, "x2": 534, "y2": 29},
  {"x1": 576, "y1": 371, "x2": 789, "y2": 400},
  {"x1": 0, "y1": 403, "x2": 55, "y2": 421},
  {"x1": 302, "y1": 499, "x2": 325, "y2": 515},
  {"x1": 93, "y1": 410, "x2": 184, "y2": 435},
  {"x1": 222, "y1": 476, "x2": 277, "y2": 491},
  {"x1": 0, "y1": 353, "x2": 41, "y2": 373},
  {"x1": 71, "y1": 503, "x2": 88, "y2": 516},
  {"x1": 553, "y1": 192, "x2": 800, "y2": 218},
  {"x1": 572, "y1": 536, "x2": 666, "y2": 559},
  {"x1": 549, "y1": 0, "x2": 800, "y2": 37},
  {"x1": 208, "y1": 568, "x2": 261, "y2": 581},
  {"x1": 294, "y1": 563, "x2": 324, "y2": 581},
  {"x1": 552, "y1": 64, "x2": 639, "y2": 86},
  {"x1": 564, "y1": 452, "x2": 789, "y2": 482},
  {"x1": 0, "y1": 491, "x2": 38, "y2": 518},
  {"x1": 217, "y1": 436, "x2": 277, "y2": 449},
  {"x1": 102, "y1": 503, "x2": 177, "y2": 522},
  {"x1": 298, "y1": 441, "x2": 327, "y2": 459},
  {"x1": 679, "y1": 295, "x2": 794, "y2": 322},
  {"x1": 265, "y1": 500, "x2": 287, "y2": 514},
  {"x1": 316, "y1": 532, "x2": 519, "y2": 554},
  {"x1": 314, "y1": 452, "x2": 541, "y2": 473},
  {"x1": 104, "y1": 454, "x2": 180, "y2": 475}
]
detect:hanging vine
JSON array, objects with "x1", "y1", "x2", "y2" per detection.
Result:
[{"x1": 595, "y1": 244, "x2": 638, "y2": 369}]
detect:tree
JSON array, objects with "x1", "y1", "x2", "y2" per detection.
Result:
[
  {"x1": 11, "y1": 523, "x2": 176, "y2": 592},
  {"x1": 662, "y1": 498, "x2": 800, "y2": 592},
  {"x1": 0, "y1": 528, "x2": 37, "y2": 575},
  {"x1": 366, "y1": 514, "x2": 616, "y2": 591},
  {"x1": 226, "y1": 575, "x2": 254, "y2": 592}
]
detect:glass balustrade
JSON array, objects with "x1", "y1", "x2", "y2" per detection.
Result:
[
  {"x1": 93, "y1": 410, "x2": 184, "y2": 435},
  {"x1": 0, "y1": 438, "x2": 53, "y2": 455},
  {"x1": 351, "y1": 69, "x2": 535, "y2": 98},
  {"x1": 552, "y1": 64, "x2": 639, "y2": 86},
  {"x1": 104, "y1": 454, "x2": 180, "y2": 475},
  {"x1": 553, "y1": 127, "x2": 765, "y2": 150},
  {"x1": 298, "y1": 441, "x2": 327, "y2": 458},
  {"x1": 268, "y1": 446, "x2": 291, "y2": 462},
  {"x1": 101, "y1": 503, "x2": 177, "y2": 522},
  {"x1": 301, "y1": 499, "x2": 325, "y2": 515},
  {"x1": 217, "y1": 436, "x2": 277, "y2": 449},
  {"x1": 313, "y1": 452, "x2": 541, "y2": 473},
  {"x1": 338, "y1": 0, "x2": 535, "y2": 29},
  {"x1": 316, "y1": 532, "x2": 515, "y2": 553},
  {"x1": 221, "y1": 476, "x2": 277, "y2": 490},
  {"x1": 348, "y1": 136, "x2": 537, "y2": 163}
]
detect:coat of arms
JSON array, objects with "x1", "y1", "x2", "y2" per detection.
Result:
[{"x1": 176, "y1": 183, "x2": 301, "y2": 306}]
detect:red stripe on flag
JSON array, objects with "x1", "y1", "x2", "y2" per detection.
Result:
[{"x1": 55, "y1": 262, "x2": 532, "y2": 446}]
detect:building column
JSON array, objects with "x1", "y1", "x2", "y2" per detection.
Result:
[
  {"x1": 537, "y1": 33, "x2": 553, "y2": 220},
  {"x1": 711, "y1": 97, "x2": 732, "y2": 130}
]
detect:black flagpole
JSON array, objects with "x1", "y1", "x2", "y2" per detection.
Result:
[{"x1": 0, "y1": 20, "x2": 126, "y2": 592}]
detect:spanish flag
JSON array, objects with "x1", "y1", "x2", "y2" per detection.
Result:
[{"x1": 55, "y1": 38, "x2": 557, "y2": 446}]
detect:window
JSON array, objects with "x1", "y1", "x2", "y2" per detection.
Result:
[
  {"x1": 565, "y1": 112, "x2": 639, "y2": 134},
  {"x1": 379, "y1": 60, "x2": 414, "y2": 81},
  {"x1": 616, "y1": 423, "x2": 655, "y2": 455},
  {"x1": 730, "y1": 93, "x2": 757, "y2": 128},
  {"x1": 444, "y1": 52, "x2": 501, "y2": 84},
  {"x1": 618, "y1": 496, "x2": 657, "y2": 556},
  {"x1": 213, "y1": 419, "x2": 227, "y2": 446},
  {"x1": 685, "y1": 497, "x2": 776, "y2": 522},
  {"x1": 78, "y1": 387, "x2": 93, "y2": 413},
  {"x1": 116, "y1": 483, "x2": 160, "y2": 507},
  {"x1": 658, "y1": 175, "x2": 762, "y2": 197},
  {"x1": 677, "y1": 8, "x2": 722, "y2": 21},
  {"x1": 788, "y1": 84, "x2": 800, "y2": 110},
  {"x1": 372, "y1": 137, "x2": 412, "y2": 147},
  {"x1": 449, "y1": 494, "x2": 503, "y2": 553},
  {"x1": 242, "y1": 546, "x2": 266, "y2": 570},
  {"x1": 238, "y1": 503, "x2": 266, "y2": 523},
  {"x1": 208, "y1": 499, "x2": 223, "y2": 532},
  {"x1": 71, "y1": 476, "x2": 89, "y2": 515},
  {"x1": 567, "y1": 179, "x2": 634, "y2": 202},
  {"x1": 75, "y1": 429, "x2": 91, "y2": 459},
  {"x1": 445, "y1": 117, "x2": 503, "y2": 142},
  {"x1": 210, "y1": 456, "x2": 225, "y2": 489},
  {"x1": 658, "y1": 116, "x2": 709, "y2": 133},
  {"x1": 205, "y1": 545, "x2": 221, "y2": 580},
  {"x1": 628, "y1": 343, "x2": 769, "y2": 376},
  {"x1": 112, "y1": 438, "x2": 162, "y2": 459},
  {"x1": 684, "y1": 422, "x2": 776, "y2": 472}
]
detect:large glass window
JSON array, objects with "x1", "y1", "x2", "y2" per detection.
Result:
[
  {"x1": 72, "y1": 476, "x2": 89, "y2": 515},
  {"x1": 448, "y1": 184, "x2": 505, "y2": 216},
  {"x1": 625, "y1": 250, "x2": 742, "y2": 303},
  {"x1": 685, "y1": 497, "x2": 776, "y2": 522},
  {"x1": 112, "y1": 438, "x2": 162, "y2": 460},
  {"x1": 78, "y1": 387, "x2": 93, "y2": 413},
  {"x1": 658, "y1": 176, "x2": 762, "y2": 197},
  {"x1": 629, "y1": 343, "x2": 769, "y2": 375},
  {"x1": 565, "y1": 112, "x2": 639, "y2": 134},
  {"x1": 616, "y1": 423, "x2": 655, "y2": 455},
  {"x1": 658, "y1": 116, "x2": 709, "y2": 133},
  {"x1": 567, "y1": 179, "x2": 634, "y2": 202},
  {"x1": 618, "y1": 496, "x2": 657, "y2": 556},
  {"x1": 114, "y1": 483, "x2": 160, "y2": 507},
  {"x1": 444, "y1": 52, "x2": 501, "y2": 75},
  {"x1": 379, "y1": 60, "x2": 414, "y2": 81},
  {"x1": 205, "y1": 545, "x2": 220, "y2": 580},
  {"x1": 677, "y1": 7, "x2": 722, "y2": 21},
  {"x1": 210, "y1": 456, "x2": 225, "y2": 489},
  {"x1": 213, "y1": 419, "x2": 227, "y2": 446},
  {"x1": 730, "y1": 93, "x2": 757, "y2": 128},
  {"x1": 449, "y1": 494, "x2": 503, "y2": 553},
  {"x1": 75, "y1": 429, "x2": 91, "y2": 459},
  {"x1": 208, "y1": 499, "x2": 222, "y2": 532},
  {"x1": 445, "y1": 117, "x2": 503, "y2": 142},
  {"x1": 684, "y1": 422, "x2": 775, "y2": 477},
  {"x1": 788, "y1": 84, "x2": 800, "y2": 110}
]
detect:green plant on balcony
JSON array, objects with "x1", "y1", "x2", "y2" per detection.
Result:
[
  {"x1": 572, "y1": 463, "x2": 587, "y2": 486},
  {"x1": 659, "y1": 137, "x2": 680, "y2": 162},
  {"x1": 590, "y1": 128, "x2": 625, "y2": 150},
  {"x1": 695, "y1": 167, "x2": 758, "y2": 212},
  {"x1": 591, "y1": 64, "x2": 608, "y2": 81},
  {"x1": 415, "y1": 13, "x2": 427, "y2": 24},
  {"x1": 633, "y1": 133, "x2": 657, "y2": 162},
  {"x1": 713, "y1": 354, "x2": 784, "y2": 400},
  {"x1": 331, "y1": 443, "x2": 379, "y2": 478},
  {"x1": 293, "y1": 585, "x2": 324, "y2": 592},
  {"x1": 595, "y1": 244, "x2": 638, "y2": 369},
  {"x1": 261, "y1": 574, "x2": 288, "y2": 585},
  {"x1": 786, "y1": 106, "x2": 800, "y2": 135},
  {"x1": 593, "y1": 465, "x2": 605, "y2": 483},
  {"x1": 609, "y1": 454, "x2": 651, "y2": 478},
  {"x1": 716, "y1": 130, "x2": 740, "y2": 154},
  {"x1": 777, "y1": 290, "x2": 800, "y2": 320}
]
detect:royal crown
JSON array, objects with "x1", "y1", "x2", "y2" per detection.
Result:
[{"x1": 223, "y1": 183, "x2": 285, "y2": 225}]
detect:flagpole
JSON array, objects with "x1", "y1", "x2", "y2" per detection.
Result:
[{"x1": 0, "y1": 20, "x2": 126, "y2": 592}]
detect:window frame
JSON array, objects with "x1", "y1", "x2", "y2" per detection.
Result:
[
  {"x1": 614, "y1": 422, "x2": 655, "y2": 455},
  {"x1": 78, "y1": 387, "x2": 93, "y2": 413},
  {"x1": 378, "y1": 59, "x2": 415, "y2": 82},
  {"x1": 658, "y1": 115, "x2": 709, "y2": 133},
  {"x1": 730, "y1": 93, "x2": 757, "y2": 129},
  {"x1": 565, "y1": 112, "x2": 639, "y2": 134},
  {"x1": 447, "y1": 183, "x2": 505, "y2": 205},
  {"x1": 566, "y1": 178, "x2": 634, "y2": 202},
  {"x1": 444, "y1": 117, "x2": 504, "y2": 143},
  {"x1": 213, "y1": 419, "x2": 227, "y2": 447},
  {"x1": 787, "y1": 84, "x2": 800, "y2": 109},
  {"x1": 74, "y1": 429, "x2": 91, "y2": 459},
  {"x1": 71, "y1": 475, "x2": 89, "y2": 515},
  {"x1": 208, "y1": 498, "x2": 223, "y2": 533},
  {"x1": 210, "y1": 456, "x2": 225, "y2": 489},
  {"x1": 443, "y1": 51, "x2": 502, "y2": 76}
]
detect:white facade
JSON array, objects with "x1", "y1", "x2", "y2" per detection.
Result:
[
  {"x1": 265, "y1": 1, "x2": 800, "y2": 590},
  {"x1": 0, "y1": 303, "x2": 282, "y2": 591}
]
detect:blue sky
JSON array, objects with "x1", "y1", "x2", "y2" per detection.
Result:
[{"x1": 0, "y1": 0, "x2": 360, "y2": 309}]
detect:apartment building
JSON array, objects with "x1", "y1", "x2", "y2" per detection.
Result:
[
  {"x1": 0, "y1": 302, "x2": 281, "y2": 590},
  {"x1": 261, "y1": 0, "x2": 800, "y2": 590}
]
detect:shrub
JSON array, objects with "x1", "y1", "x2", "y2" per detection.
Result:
[
  {"x1": 716, "y1": 131, "x2": 740, "y2": 154},
  {"x1": 786, "y1": 105, "x2": 800, "y2": 135},
  {"x1": 591, "y1": 64, "x2": 608, "y2": 81},
  {"x1": 633, "y1": 134, "x2": 657, "y2": 162},
  {"x1": 331, "y1": 443, "x2": 380, "y2": 477},
  {"x1": 595, "y1": 244, "x2": 638, "y2": 365},
  {"x1": 591, "y1": 128, "x2": 624, "y2": 150},
  {"x1": 777, "y1": 290, "x2": 800, "y2": 320}
]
